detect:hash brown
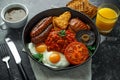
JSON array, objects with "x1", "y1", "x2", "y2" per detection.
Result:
[{"x1": 53, "y1": 11, "x2": 71, "y2": 30}]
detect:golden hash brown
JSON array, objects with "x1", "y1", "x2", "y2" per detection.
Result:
[
  {"x1": 53, "y1": 11, "x2": 71, "y2": 29},
  {"x1": 66, "y1": 0, "x2": 97, "y2": 18}
]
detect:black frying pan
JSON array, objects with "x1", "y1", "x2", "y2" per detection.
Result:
[{"x1": 22, "y1": 7, "x2": 100, "y2": 71}]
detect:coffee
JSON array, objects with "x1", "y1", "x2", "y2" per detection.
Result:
[{"x1": 4, "y1": 7, "x2": 26, "y2": 22}]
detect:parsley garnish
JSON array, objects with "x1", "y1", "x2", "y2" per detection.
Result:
[
  {"x1": 58, "y1": 30, "x2": 66, "y2": 37},
  {"x1": 87, "y1": 46, "x2": 96, "y2": 56},
  {"x1": 88, "y1": 46, "x2": 96, "y2": 51},
  {"x1": 32, "y1": 53, "x2": 43, "y2": 62}
]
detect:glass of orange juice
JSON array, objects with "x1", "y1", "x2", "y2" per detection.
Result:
[{"x1": 96, "y1": 3, "x2": 120, "y2": 34}]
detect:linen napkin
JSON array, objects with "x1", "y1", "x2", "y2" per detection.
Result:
[
  {"x1": 30, "y1": 57, "x2": 92, "y2": 80},
  {"x1": 0, "y1": 43, "x2": 36, "y2": 80}
]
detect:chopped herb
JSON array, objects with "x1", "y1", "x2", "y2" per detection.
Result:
[
  {"x1": 89, "y1": 50, "x2": 93, "y2": 56},
  {"x1": 38, "y1": 56, "x2": 43, "y2": 62},
  {"x1": 32, "y1": 54, "x2": 40, "y2": 59},
  {"x1": 87, "y1": 46, "x2": 96, "y2": 56},
  {"x1": 87, "y1": 46, "x2": 96, "y2": 51},
  {"x1": 58, "y1": 30, "x2": 66, "y2": 37},
  {"x1": 32, "y1": 54, "x2": 43, "y2": 62}
]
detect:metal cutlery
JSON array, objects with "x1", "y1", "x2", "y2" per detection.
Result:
[
  {"x1": 5, "y1": 37, "x2": 28, "y2": 80},
  {"x1": 0, "y1": 44, "x2": 14, "y2": 80},
  {"x1": 2, "y1": 56, "x2": 10, "y2": 68}
]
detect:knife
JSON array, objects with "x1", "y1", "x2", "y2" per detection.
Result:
[{"x1": 5, "y1": 37, "x2": 28, "y2": 80}]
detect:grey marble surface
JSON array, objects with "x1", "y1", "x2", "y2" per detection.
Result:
[{"x1": 0, "y1": 0, "x2": 120, "y2": 80}]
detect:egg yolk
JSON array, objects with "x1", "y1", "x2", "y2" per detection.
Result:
[
  {"x1": 35, "y1": 44, "x2": 47, "y2": 53},
  {"x1": 49, "y1": 52, "x2": 61, "y2": 63}
]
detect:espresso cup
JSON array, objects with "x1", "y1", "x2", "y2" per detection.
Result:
[{"x1": 0, "y1": 3, "x2": 29, "y2": 29}]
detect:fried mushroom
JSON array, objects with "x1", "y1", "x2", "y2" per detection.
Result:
[{"x1": 76, "y1": 30, "x2": 95, "y2": 46}]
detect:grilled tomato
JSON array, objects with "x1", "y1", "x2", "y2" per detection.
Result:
[{"x1": 64, "y1": 41, "x2": 89, "y2": 65}]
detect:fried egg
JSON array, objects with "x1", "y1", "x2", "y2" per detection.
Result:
[
  {"x1": 28, "y1": 42, "x2": 70, "y2": 69},
  {"x1": 28, "y1": 42, "x2": 38, "y2": 54},
  {"x1": 42, "y1": 51, "x2": 70, "y2": 69},
  {"x1": 28, "y1": 42, "x2": 47, "y2": 54}
]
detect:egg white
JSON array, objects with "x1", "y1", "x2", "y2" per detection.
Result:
[
  {"x1": 28, "y1": 42, "x2": 47, "y2": 54},
  {"x1": 28, "y1": 42, "x2": 38, "y2": 54},
  {"x1": 42, "y1": 51, "x2": 70, "y2": 69},
  {"x1": 28, "y1": 42, "x2": 70, "y2": 69}
]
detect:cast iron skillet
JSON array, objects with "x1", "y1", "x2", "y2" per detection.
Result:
[{"x1": 22, "y1": 7, "x2": 100, "y2": 71}]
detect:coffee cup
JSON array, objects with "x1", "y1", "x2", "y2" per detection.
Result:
[{"x1": 0, "y1": 3, "x2": 29, "y2": 29}]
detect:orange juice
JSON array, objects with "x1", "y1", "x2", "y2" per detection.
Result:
[{"x1": 96, "y1": 7, "x2": 118, "y2": 34}]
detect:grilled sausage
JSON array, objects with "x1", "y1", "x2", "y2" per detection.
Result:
[
  {"x1": 31, "y1": 24, "x2": 53, "y2": 44},
  {"x1": 30, "y1": 16, "x2": 53, "y2": 37}
]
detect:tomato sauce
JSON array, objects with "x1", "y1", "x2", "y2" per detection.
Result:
[{"x1": 45, "y1": 29, "x2": 76, "y2": 53}]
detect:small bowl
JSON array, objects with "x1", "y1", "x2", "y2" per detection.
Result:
[{"x1": 22, "y1": 7, "x2": 100, "y2": 71}]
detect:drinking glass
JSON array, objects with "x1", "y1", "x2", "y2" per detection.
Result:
[{"x1": 96, "y1": 3, "x2": 119, "y2": 34}]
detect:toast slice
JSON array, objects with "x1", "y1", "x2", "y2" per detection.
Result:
[{"x1": 66, "y1": 0, "x2": 97, "y2": 18}]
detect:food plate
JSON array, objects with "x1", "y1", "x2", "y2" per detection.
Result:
[{"x1": 22, "y1": 7, "x2": 100, "y2": 70}]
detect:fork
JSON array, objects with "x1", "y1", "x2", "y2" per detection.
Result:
[
  {"x1": 0, "y1": 44, "x2": 14, "y2": 80},
  {"x1": 2, "y1": 56, "x2": 10, "y2": 68}
]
